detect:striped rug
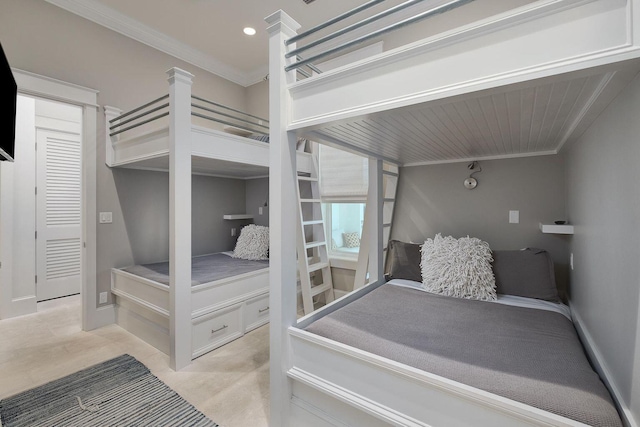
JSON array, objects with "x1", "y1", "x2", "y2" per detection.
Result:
[{"x1": 0, "y1": 354, "x2": 218, "y2": 427}]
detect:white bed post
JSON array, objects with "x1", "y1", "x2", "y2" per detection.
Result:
[
  {"x1": 103, "y1": 106, "x2": 121, "y2": 167},
  {"x1": 167, "y1": 67, "x2": 193, "y2": 371},
  {"x1": 354, "y1": 159, "x2": 384, "y2": 288},
  {"x1": 266, "y1": 10, "x2": 301, "y2": 427},
  {"x1": 368, "y1": 159, "x2": 384, "y2": 283}
]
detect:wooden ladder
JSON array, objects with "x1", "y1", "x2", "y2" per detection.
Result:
[
  {"x1": 296, "y1": 151, "x2": 335, "y2": 315},
  {"x1": 354, "y1": 163, "x2": 400, "y2": 289}
]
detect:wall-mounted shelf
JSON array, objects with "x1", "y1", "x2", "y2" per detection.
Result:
[
  {"x1": 223, "y1": 214, "x2": 254, "y2": 220},
  {"x1": 539, "y1": 223, "x2": 574, "y2": 235}
]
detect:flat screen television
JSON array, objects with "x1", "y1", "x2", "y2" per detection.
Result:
[{"x1": 0, "y1": 42, "x2": 17, "y2": 162}]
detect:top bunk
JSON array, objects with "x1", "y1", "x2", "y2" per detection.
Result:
[
  {"x1": 268, "y1": 0, "x2": 640, "y2": 166},
  {"x1": 104, "y1": 68, "x2": 312, "y2": 178}
]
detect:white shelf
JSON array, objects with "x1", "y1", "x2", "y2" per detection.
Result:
[
  {"x1": 539, "y1": 223, "x2": 574, "y2": 235},
  {"x1": 223, "y1": 214, "x2": 254, "y2": 220}
]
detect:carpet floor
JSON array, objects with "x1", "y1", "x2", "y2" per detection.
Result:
[{"x1": 0, "y1": 354, "x2": 218, "y2": 427}]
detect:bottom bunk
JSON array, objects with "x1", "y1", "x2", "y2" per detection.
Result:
[
  {"x1": 291, "y1": 241, "x2": 622, "y2": 427},
  {"x1": 111, "y1": 251, "x2": 269, "y2": 359}
]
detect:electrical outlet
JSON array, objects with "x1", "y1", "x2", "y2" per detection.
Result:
[
  {"x1": 99, "y1": 292, "x2": 108, "y2": 304},
  {"x1": 231, "y1": 228, "x2": 236, "y2": 237},
  {"x1": 259, "y1": 207, "x2": 263, "y2": 215}
]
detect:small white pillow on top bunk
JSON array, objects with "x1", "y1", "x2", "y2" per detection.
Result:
[
  {"x1": 233, "y1": 224, "x2": 269, "y2": 260},
  {"x1": 420, "y1": 233, "x2": 497, "y2": 301}
]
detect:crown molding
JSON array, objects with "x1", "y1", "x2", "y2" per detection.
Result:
[
  {"x1": 245, "y1": 65, "x2": 270, "y2": 87},
  {"x1": 45, "y1": 0, "x2": 261, "y2": 87}
]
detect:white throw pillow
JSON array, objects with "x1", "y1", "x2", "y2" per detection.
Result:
[
  {"x1": 232, "y1": 224, "x2": 269, "y2": 260},
  {"x1": 420, "y1": 233, "x2": 496, "y2": 301}
]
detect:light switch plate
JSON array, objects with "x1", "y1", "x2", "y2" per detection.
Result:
[
  {"x1": 99, "y1": 292, "x2": 108, "y2": 304},
  {"x1": 509, "y1": 210, "x2": 519, "y2": 224},
  {"x1": 99, "y1": 212, "x2": 113, "y2": 224}
]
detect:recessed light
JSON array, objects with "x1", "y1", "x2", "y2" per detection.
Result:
[{"x1": 243, "y1": 27, "x2": 256, "y2": 36}]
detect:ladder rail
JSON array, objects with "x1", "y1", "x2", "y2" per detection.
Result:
[{"x1": 296, "y1": 145, "x2": 335, "y2": 315}]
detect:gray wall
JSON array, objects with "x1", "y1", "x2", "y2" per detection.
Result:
[
  {"x1": 1, "y1": 0, "x2": 249, "y2": 306},
  {"x1": 111, "y1": 171, "x2": 246, "y2": 264},
  {"x1": 246, "y1": 178, "x2": 269, "y2": 227},
  {"x1": 565, "y1": 73, "x2": 640, "y2": 419},
  {"x1": 392, "y1": 155, "x2": 570, "y2": 299}
]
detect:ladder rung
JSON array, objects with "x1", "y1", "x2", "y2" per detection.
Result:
[
  {"x1": 311, "y1": 282, "x2": 332, "y2": 297},
  {"x1": 308, "y1": 261, "x2": 329, "y2": 273},
  {"x1": 305, "y1": 241, "x2": 326, "y2": 249},
  {"x1": 300, "y1": 198, "x2": 322, "y2": 203},
  {"x1": 383, "y1": 198, "x2": 395, "y2": 203},
  {"x1": 298, "y1": 176, "x2": 318, "y2": 182},
  {"x1": 303, "y1": 220, "x2": 324, "y2": 226},
  {"x1": 383, "y1": 223, "x2": 392, "y2": 227},
  {"x1": 383, "y1": 170, "x2": 399, "y2": 177}
]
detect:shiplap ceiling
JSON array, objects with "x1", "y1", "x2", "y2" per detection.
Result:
[{"x1": 307, "y1": 63, "x2": 640, "y2": 165}]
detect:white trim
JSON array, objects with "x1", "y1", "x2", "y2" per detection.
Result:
[
  {"x1": 43, "y1": 0, "x2": 264, "y2": 87},
  {"x1": 289, "y1": 367, "x2": 430, "y2": 427},
  {"x1": 111, "y1": 287, "x2": 170, "y2": 319},
  {"x1": 570, "y1": 304, "x2": 638, "y2": 427},
  {"x1": 1, "y1": 69, "x2": 98, "y2": 331},
  {"x1": 290, "y1": 395, "x2": 352, "y2": 427},
  {"x1": 329, "y1": 256, "x2": 357, "y2": 271},
  {"x1": 12, "y1": 68, "x2": 99, "y2": 107},
  {"x1": 403, "y1": 150, "x2": 559, "y2": 167},
  {"x1": 10, "y1": 296, "x2": 38, "y2": 318},
  {"x1": 93, "y1": 304, "x2": 116, "y2": 328}
]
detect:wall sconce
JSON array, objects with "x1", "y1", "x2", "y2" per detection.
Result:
[{"x1": 464, "y1": 161, "x2": 482, "y2": 189}]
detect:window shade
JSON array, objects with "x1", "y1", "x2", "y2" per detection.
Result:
[{"x1": 319, "y1": 145, "x2": 368, "y2": 201}]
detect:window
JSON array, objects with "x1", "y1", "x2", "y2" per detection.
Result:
[
  {"x1": 324, "y1": 202, "x2": 365, "y2": 260},
  {"x1": 318, "y1": 144, "x2": 369, "y2": 261}
]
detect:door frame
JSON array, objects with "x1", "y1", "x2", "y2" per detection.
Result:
[{"x1": 0, "y1": 68, "x2": 103, "y2": 330}]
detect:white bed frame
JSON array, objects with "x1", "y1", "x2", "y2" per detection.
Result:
[
  {"x1": 105, "y1": 68, "x2": 312, "y2": 370},
  {"x1": 111, "y1": 259, "x2": 269, "y2": 360},
  {"x1": 267, "y1": 1, "x2": 640, "y2": 426}
]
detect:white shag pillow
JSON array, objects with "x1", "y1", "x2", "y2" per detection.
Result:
[
  {"x1": 232, "y1": 224, "x2": 269, "y2": 260},
  {"x1": 420, "y1": 234, "x2": 496, "y2": 301}
]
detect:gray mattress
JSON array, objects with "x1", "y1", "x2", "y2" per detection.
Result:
[
  {"x1": 305, "y1": 284, "x2": 622, "y2": 427},
  {"x1": 121, "y1": 253, "x2": 268, "y2": 286}
]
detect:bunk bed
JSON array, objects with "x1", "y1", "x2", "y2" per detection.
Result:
[
  {"x1": 104, "y1": 68, "x2": 313, "y2": 370},
  {"x1": 267, "y1": 0, "x2": 640, "y2": 426}
]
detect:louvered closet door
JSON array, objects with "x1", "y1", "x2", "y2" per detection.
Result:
[{"x1": 36, "y1": 128, "x2": 82, "y2": 301}]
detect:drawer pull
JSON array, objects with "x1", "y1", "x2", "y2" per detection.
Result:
[
  {"x1": 258, "y1": 306, "x2": 270, "y2": 313},
  {"x1": 211, "y1": 324, "x2": 228, "y2": 334}
]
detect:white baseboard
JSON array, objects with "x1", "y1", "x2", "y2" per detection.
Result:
[
  {"x1": 571, "y1": 304, "x2": 638, "y2": 427},
  {"x1": 10, "y1": 296, "x2": 37, "y2": 318},
  {"x1": 90, "y1": 303, "x2": 115, "y2": 329}
]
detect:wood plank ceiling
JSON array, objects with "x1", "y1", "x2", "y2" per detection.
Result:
[{"x1": 308, "y1": 67, "x2": 640, "y2": 165}]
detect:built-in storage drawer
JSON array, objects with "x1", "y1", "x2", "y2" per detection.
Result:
[
  {"x1": 192, "y1": 302, "x2": 243, "y2": 359},
  {"x1": 244, "y1": 292, "x2": 270, "y2": 333}
]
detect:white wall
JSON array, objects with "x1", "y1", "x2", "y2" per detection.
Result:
[{"x1": 565, "y1": 72, "x2": 640, "y2": 422}]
